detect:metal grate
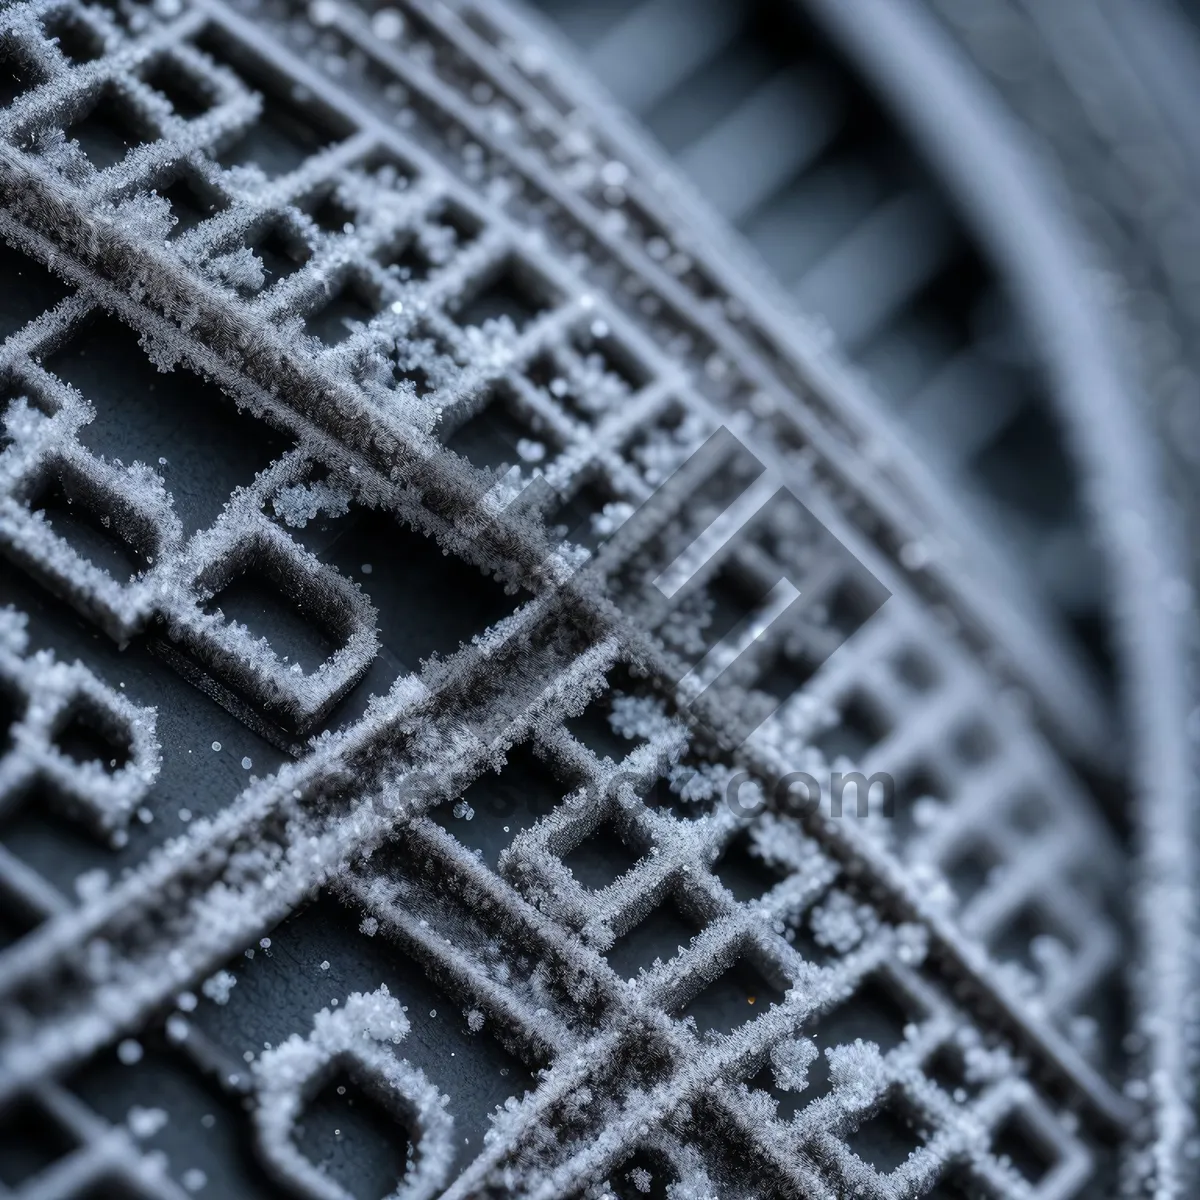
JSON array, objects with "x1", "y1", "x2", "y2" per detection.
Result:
[
  {"x1": 524, "y1": 0, "x2": 1108, "y2": 675},
  {"x1": 0, "y1": 0, "x2": 1130, "y2": 1196}
]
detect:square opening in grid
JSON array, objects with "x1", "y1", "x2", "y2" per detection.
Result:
[
  {"x1": 142, "y1": 55, "x2": 213, "y2": 120},
  {"x1": 451, "y1": 256, "x2": 556, "y2": 331},
  {"x1": 813, "y1": 690, "x2": 890, "y2": 764},
  {"x1": 385, "y1": 322, "x2": 454, "y2": 401},
  {"x1": 752, "y1": 641, "x2": 824, "y2": 703},
  {"x1": 609, "y1": 1148, "x2": 673, "y2": 1200},
  {"x1": 943, "y1": 838, "x2": 1002, "y2": 907},
  {"x1": 202, "y1": 565, "x2": 340, "y2": 674},
  {"x1": 924, "y1": 1042, "x2": 978, "y2": 1100},
  {"x1": 0, "y1": 1094, "x2": 78, "y2": 1188},
  {"x1": 249, "y1": 220, "x2": 312, "y2": 288},
  {"x1": 988, "y1": 901, "x2": 1077, "y2": 977},
  {"x1": 430, "y1": 743, "x2": 563, "y2": 867},
  {"x1": 381, "y1": 210, "x2": 478, "y2": 283},
  {"x1": 821, "y1": 569, "x2": 889, "y2": 643},
  {"x1": 298, "y1": 1070, "x2": 414, "y2": 1200},
  {"x1": 429, "y1": 199, "x2": 482, "y2": 251},
  {"x1": 526, "y1": 328, "x2": 647, "y2": 424},
  {"x1": 160, "y1": 170, "x2": 228, "y2": 238},
  {"x1": 951, "y1": 719, "x2": 998, "y2": 767},
  {"x1": 0, "y1": 239, "x2": 71, "y2": 340},
  {"x1": 891, "y1": 645, "x2": 939, "y2": 692},
  {"x1": 564, "y1": 667, "x2": 650, "y2": 762},
  {"x1": 843, "y1": 1090, "x2": 924, "y2": 1177},
  {"x1": 715, "y1": 830, "x2": 787, "y2": 903},
  {"x1": 29, "y1": 468, "x2": 155, "y2": 583},
  {"x1": 47, "y1": 313, "x2": 292, "y2": 534},
  {"x1": 606, "y1": 893, "x2": 700, "y2": 980},
  {"x1": 381, "y1": 231, "x2": 433, "y2": 283},
  {"x1": 306, "y1": 186, "x2": 357, "y2": 236},
  {"x1": 677, "y1": 949, "x2": 784, "y2": 1037},
  {"x1": 312, "y1": 508, "x2": 520, "y2": 669},
  {"x1": 571, "y1": 324, "x2": 649, "y2": 391},
  {"x1": 1006, "y1": 789, "x2": 1053, "y2": 834},
  {"x1": 389, "y1": 353, "x2": 437, "y2": 398},
  {"x1": 305, "y1": 274, "x2": 379, "y2": 345},
  {"x1": 794, "y1": 974, "x2": 917, "y2": 1104},
  {"x1": 42, "y1": 12, "x2": 103, "y2": 63},
  {"x1": 992, "y1": 1110, "x2": 1057, "y2": 1184},
  {"x1": 0, "y1": 41, "x2": 43, "y2": 107},
  {"x1": 549, "y1": 477, "x2": 622, "y2": 553},
  {"x1": 53, "y1": 693, "x2": 132, "y2": 772},
  {"x1": 623, "y1": 403, "x2": 707, "y2": 488},
  {"x1": 66, "y1": 85, "x2": 153, "y2": 170},
  {"x1": 668, "y1": 563, "x2": 779, "y2": 669},
  {"x1": 562, "y1": 819, "x2": 640, "y2": 892},
  {"x1": 637, "y1": 764, "x2": 722, "y2": 823},
  {"x1": 444, "y1": 389, "x2": 552, "y2": 474},
  {"x1": 196, "y1": 28, "x2": 353, "y2": 176}
]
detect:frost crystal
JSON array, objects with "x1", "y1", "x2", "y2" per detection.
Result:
[
  {"x1": 201, "y1": 971, "x2": 238, "y2": 1006},
  {"x1": 770, "y1": 1036, "x2": 819, "y2": 1092},
  {"x1": 128, "y1": 1106, "x2": 168, "y2": 1138},
  {"x1": 117, "y1": 1039, "x2": 144, "y2": 1065}
]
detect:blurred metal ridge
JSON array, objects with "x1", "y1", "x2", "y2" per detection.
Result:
[
  {"x1": 512, "y1": 0, "x2": 1120, "y2": 788},
  {"x1": 798, "y1": 0, "x2": 1199, "y2": 1191}
]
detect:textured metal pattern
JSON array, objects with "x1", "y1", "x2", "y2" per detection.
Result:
[
  {"x1": 0, "y1": 0, "x2": 1132, "y2": 1196},
  {"x1": 525, "y1": 0, "x2": 1106, "y2": 670},
  {"x1": 524, "y1": 3, "x2": 1200, "y2": 1194},
  {"x1": 888, "y1": 3, "x2": 1200, "y2": 1194}
]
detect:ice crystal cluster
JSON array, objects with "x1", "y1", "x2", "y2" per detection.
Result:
[{"x1": 0, "y1": 0, "x2": 1146, "y2": 1196}]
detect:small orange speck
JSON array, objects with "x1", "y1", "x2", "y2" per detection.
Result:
[{"x1": 747, "y1": 995, "x2": 756, "y2": 1005}]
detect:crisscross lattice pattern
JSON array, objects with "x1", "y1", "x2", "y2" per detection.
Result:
[{"x1": 0, "y1": 0, "x2": 1129, "y2": 1196}]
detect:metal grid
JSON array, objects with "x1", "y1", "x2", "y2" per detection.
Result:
[
  {"x1": 0, "y1": 0, "x2": 1130, "y2": 1195},
  {"x1": 523, "y1": 0, "x2": 1106, "y2": 669},
  {"x1": 890, "y1": 2, "x2": 1200, "y2": 1194}
]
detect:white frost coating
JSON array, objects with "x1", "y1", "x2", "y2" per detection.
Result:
[
  {"x1": 74, "y1": 868, "x2": 110, "y2": 903},
  {"x1": 273, "y1": 480, "x2": 353, "y2": 529},
  {"x1": 128, "y1": 1105, "x2": 169, "y2": 1138},
  {"x1": 770, "y1": 1035, "x2": 819, "y2": 1092},
  {"x1": 201, "y1": 970, "x2": 238, "y2": 1005},
  {"x1": 826, "y1": 1040, "x2": 888, "y2": 1109},
  {"x1": 0, "y1": 607, "x2": 160, "y2": 839},
  {"x1": 253, "y1": 987, "x2": 453, "y2": 1200},
  {"x1": 809, "y1": 890, "x2": 878, "y2": 954},
  {"x1": 205, "y1": 247, "x2": 266, "y2": 293},
  {"x1": 628, "y1": 1165, "x2": 652, "y2": 1193},
  {"x1": 0, "y1": 0, "x2": 1135, "y2": 1194},
  {"x1": 182, "y1": 1167, "x2": 209, "y2": 1192},
  {"x1": 117, "y1": 1038, "x2": 144, "y2": 1065},
  {"x1": 590, "y1": 501, "x2": 634, "y2": 537},
  {"x1": 607, "y1": 694, "x2": 681, "y2": 743}
]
